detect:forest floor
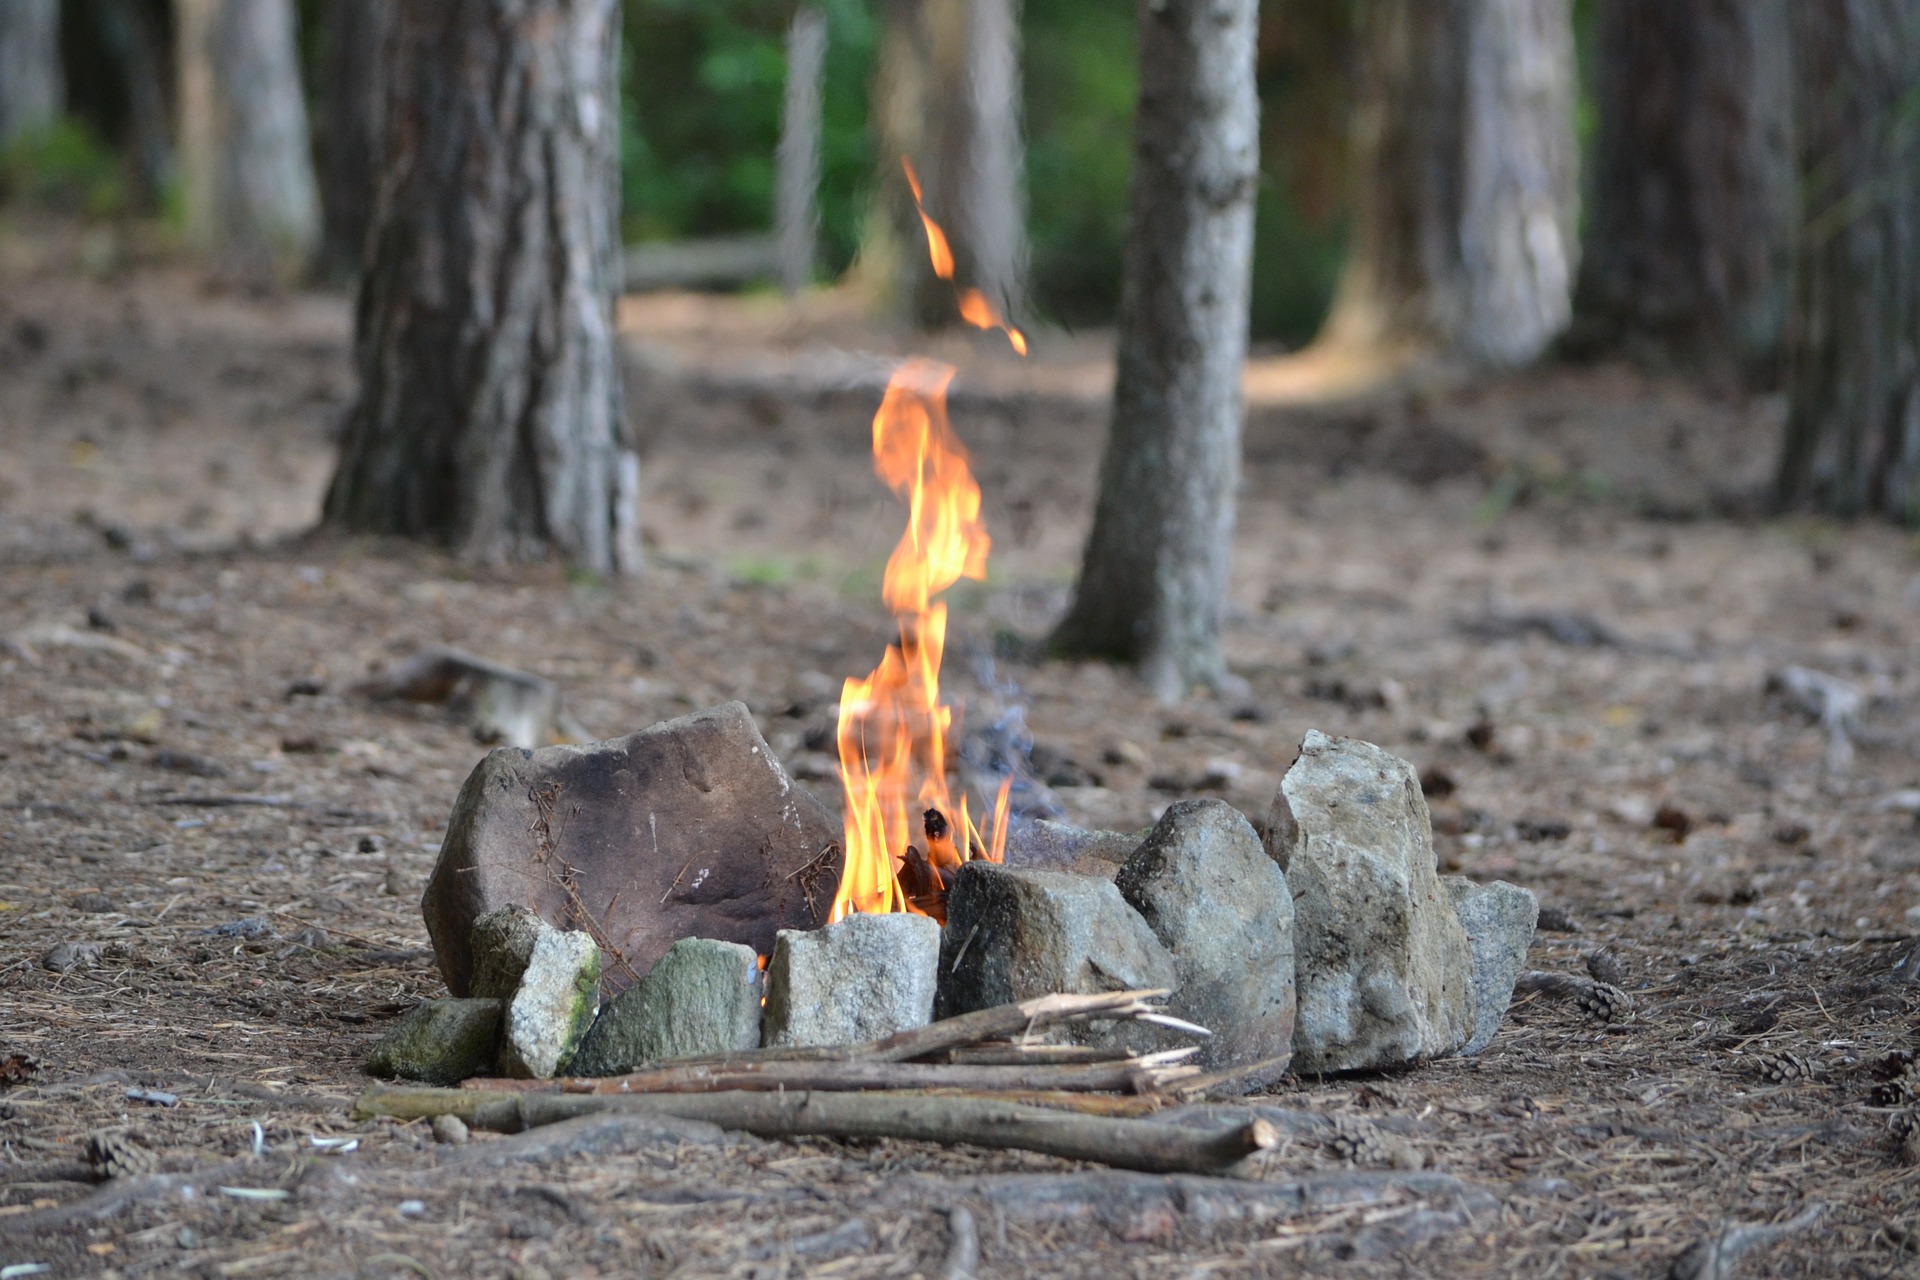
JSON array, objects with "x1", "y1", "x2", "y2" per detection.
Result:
[{"x1": 3, "y1": 229, "x2": 1920, "y2": 1278}]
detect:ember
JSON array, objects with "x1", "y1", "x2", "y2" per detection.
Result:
[{"x1": 832, "y1": 162, "x2": 1024, "y2": 922}]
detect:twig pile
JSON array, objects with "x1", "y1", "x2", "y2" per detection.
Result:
[{"x1": 357, "y1": 989, "x2": 1286, "y2": 1174}]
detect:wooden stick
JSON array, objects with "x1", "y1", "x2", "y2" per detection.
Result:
[
  {"x1": 449, "y1": 1089, "x2": 1276, "y2": 1175},
  {"x1": 934, "y1": 1042, "x2": 1190, "y2": 1067},
  {"x1": 528, "y1": 1054, "x2": 1201, "y2": 1096}
]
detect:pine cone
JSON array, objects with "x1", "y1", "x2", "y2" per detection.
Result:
[
  {"x1": 1577, "y1": 981, "x2": 1634, "y2": 1023},
  {"x1": 1751, "y1": 1051, "x2": 1817, "y2": 1085},
  {"x1": 1887, "y1": 1108, "x2": 1920, "y2": 1140},
  {"x1": 1584, "y1": 949, "x2": 1627, "y2": 987},
  {"x1": 1323, "y1": 1116, "x2": 1394, "y2": 1165},
  {"x1": 1871, "y1": 1066, "x2": 1920, "y2": 1108},
  {"x1": 86, "y1": 1131, "x2": 157, "y2": 1180}
]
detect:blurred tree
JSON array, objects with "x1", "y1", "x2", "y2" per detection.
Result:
[
  {"x1": 776, "y1": 4, "x2": 826, "y2": 293},
  {"x1": 175, "y1": 0, "x2": 320, "y2": 275},
  {"x1": 312, "y1": 0, "x2": 388, "y2": 284},
  {"x1": 1320, "y1": 0, "x2": 1578, "y2": 367},
  {"x1": 325, "y1": 0, "x2": 640, "y2": 574},
  {"x1": 88, "y1": 0, "x2": 173, "y2": 209},
  {"x1": 867, "y1": 0, "x2": 1028, "y2": 327},
  {"x1": 0, "y1": 0, "x2": 64, "y2": 147},
  {"x1": 1051, "y1": 0, "x2": 1259, "y2": 699},
  {"x1": 1565, "y1": 0, "x2": 1794, "y2": 375},
  {"x1": 1775, "y1": 3, "x2": 1920, "y2": 521}
]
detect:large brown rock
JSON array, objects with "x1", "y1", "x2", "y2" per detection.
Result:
[{"x1": 424, "y1": 702, "x2": 843, "y2": 997}]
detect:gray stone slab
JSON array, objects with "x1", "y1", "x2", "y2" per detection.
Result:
[
  {"x1": 1116, "y1": 798, "x2": 1294, "y2": 1084},
  {"x1": 500, "y1": 927, "x2": 603, "y2": 1079},
  {"x1": 1443, "y1": 877, "x2": 1538, "y2": 1055},
  {"x1": 762, "y1": 913, "x2": 941, "y2": 1048},
  {"x1": 365, "y1": 998, "x2": 503, "y2": 1086},
  {"x1": 937, "y1": 862, "x2": 1177, "y2": 1052},
  {"x1": 1265, "y1": 731, "x2": 1472, "y2": 1072},
  {"x1": 570, "y1": 937, "x2": 763, "y2": 1075}
]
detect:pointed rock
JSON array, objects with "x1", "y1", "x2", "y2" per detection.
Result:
[
  {"x1": 1266, "y1": 730, "x2": 1472, "y2": 1072},
  {"x1": 1117, "y1": 798, "x2": 1294, "y2": 1084}
]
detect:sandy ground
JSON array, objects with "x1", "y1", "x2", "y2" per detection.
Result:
[{"x1": 2, "y1": 235, "x2": 1919, "y2": 1277}]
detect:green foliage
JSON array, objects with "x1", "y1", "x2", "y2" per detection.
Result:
[
  {"x1": 621, "y1": 0, "x2": 876, "y2": 276},
  {"x1": 0, "y1": 118, "x2": 126, "y2": 218}
]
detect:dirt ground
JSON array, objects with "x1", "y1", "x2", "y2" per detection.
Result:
[{"x1": 3, "y1": 228, "x2": 1920, "y2": 1278}]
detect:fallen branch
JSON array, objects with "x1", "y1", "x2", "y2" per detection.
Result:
[
  {"x1": 575, "y1": 1049, "x2": 1198, "y2": 1097},
  {"x1": 355, "y1": 1086, "x2": 1275, "y2": 1176}
]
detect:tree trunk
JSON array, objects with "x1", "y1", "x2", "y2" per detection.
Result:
[
  {"x1": 1566, "y1": 0, "x2": 1794, "y2": 374},
  {"x1": 1049, "y1": 0, "x2": 1259, "y2": 699},
  {"x1": 1321, "y1": 0, "x2": 1578, "y2": 368},
  {"x1": 91, "y1": 0, "x2": 174, "y2": 209},
  {"x1": 865, "y1": 0, "x2": 1028, "y2": 328},
  {"x1": 313, "y1": 0, "x2": 389, "y2": 285},
  {"x1": 1775, "y1": 3, "x2": 1920, "y2": 520},
  {"x1": 323, "y1": 0, "x2": 639, "y2": 576},
  {"x1": 0, "y1": 0, "x2": 63, "y2": 146},
  {"x1": 174, "y1": 0, "x2": 320, "y2": 276},
  {"x1": 776, "y1": 4, "x2": 827, "y2": 296}
]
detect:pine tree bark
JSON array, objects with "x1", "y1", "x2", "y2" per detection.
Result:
[
  {"x1": 1566, "y1": 0, "x2": 1794, "y2": 373},
  {"x1": 324, "y1": 0, "x2": 639, "y2": 575},
  {"x1": 175, "y1": 0, "x2": 321, "y2": 275},
  {"x1": 1775, "y1": 3, "x2": 1920, "y2": 520},
  {"x1": 314, "y1": 0, "x2": 389, "y2": 285},
  {"x1": 1321, "y1": 0, "x2": 1578, "y2": 368},
  {"x1": 776, "y1": 4, "x2": 827, "y2": 296},
  {"x1": 0, "y1": 0, "x2": 63, "y2": 146},
  {"x1": 1050, "y1": 0, "x2": 1259, "y2": 699},
  {"x1": 866, "y1": 0, "x2": 1028, "y2": 327}
]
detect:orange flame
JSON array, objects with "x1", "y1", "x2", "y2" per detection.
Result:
[{"x1": 832, "y1": 163, "x2": 1028, "y2": 922}]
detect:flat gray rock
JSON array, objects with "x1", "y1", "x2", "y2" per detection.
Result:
[
  {"x1": 366, "y1": 998, "x2": 503, "y2": 1086},
  {"x1": 571, "y1": 937, "x2": 763, "y2": 1075},
  {"x1": 1116, "y1": 799, "x2": 1294, "y2": 1084},
  {"x1": 500, "y1": 927, "x2": 603, "y2": 1079},
  {"x1": 1266, "y1": 730, "x2": 1472, "y2": 1072},
  {"x1": 423, "y1": 702, "x2": 843, "y2": 998},
  {"x1": 763, "y1": 913, "x2": 940, "y2": 1048},
  {"x1": 1443, "y1": 877, "x2": 1538, "y2": 1055},
  {"x1": 937, "y1": 862, "x2": 1177, "y2": 1051}
]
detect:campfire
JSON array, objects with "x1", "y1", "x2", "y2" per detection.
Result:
[{"x1": 831, "y1": 161, "x2": 1028, "y2": 923}]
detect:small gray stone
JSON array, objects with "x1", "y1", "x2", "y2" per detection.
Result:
[
  {"x1": 1003, "y1": 819, "x2": 1143, "y2": 877},
  {"x1": 1443, "y1": 877, "x2": 1538, "y2": 1055},
  {"x1": 1266, "y1": 730, "x2": 1473, "y2": 1072},
  {"x1": 366, "y1": 998, "x2": 503, "y2": 1085},
  {"x1": 469, "y1": 905, "x2": 543, "y2": 1000},
  {"x1": 500, "y1": 928, "x2": 603, "y2": 1079},
  {"x1": 41, "y1": 941, "x2": 102, "y2": 973},
  {"x1": 1116, "y1": 799, "x2": 1294, "y2": 1083},
  {"x1": 937, "y1": 862, "x2": 1177, "y2": 1051},
  {"x1": 571, "y1": 938, "x2": 762, "y2": 1074},
  {"x1": 763, "y1": 914, "x2": 940, "y2": 1048},
  {"x1": 430, "y1": 1113, "x2": 471, "y2": 1145}
]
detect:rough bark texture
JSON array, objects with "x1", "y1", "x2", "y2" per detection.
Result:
[
  {"x1": 175, "y1": 0, "x2": 320, "y2": 274},
  {"x1": 324, "y1": 0, "x2": 640, "y2": 575},
  {"x1": 1566, "y1": 0, "x2": 1795, "y2": 374},
  {"x1": 1322, "y1": 0, "x2": 1577, "y2": 368},
  {"x1": 1776, "y1": 3, "x2": 1920, "y2": 521},
  {"x1": 0, "y1": 0, "x2": 64, "y2": 146},
  {"x1": 776, "y1": 5, "x2": 826, "y2": 296},
  {"x1": 314, "y1": 0, "x2": 390, "y2": 285},
  {"x1": 867, "y1": 0, "x2": 1028, "y2": 327},
  {"x1": 1049, "y1": 0, "x2": 1259, "y2": 699}
]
